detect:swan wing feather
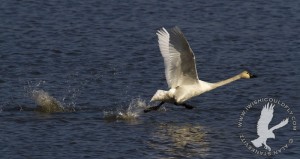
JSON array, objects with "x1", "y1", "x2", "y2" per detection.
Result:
[{"x1": 156, "y1": 26, "x2": 199, "y2": 88}]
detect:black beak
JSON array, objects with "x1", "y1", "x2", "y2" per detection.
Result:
[
  {"x1": 244, "y1": 69, "x2": 257, "y2": 78},
  {"x1": 250, "y1": 74, "x2": 257, "y2": 78}
]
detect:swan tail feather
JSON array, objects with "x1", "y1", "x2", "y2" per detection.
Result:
[{"x1": 150, "y1": 90, "x2": 172, "y2": 102}]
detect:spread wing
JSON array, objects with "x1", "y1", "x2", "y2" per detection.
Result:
[
  {"x1": 257, "y1": 103, "x2": 275, "y2": 136},
  {"x1": 156, "y1": 26, "x2": 199, "y2": 88},
  {"x1": 270, "y1": 118, "x2": 289, "y2": 132}
]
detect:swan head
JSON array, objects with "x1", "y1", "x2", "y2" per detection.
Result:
[{"x1": 240, "y1": 70, "x2": 257, "y2": 79}]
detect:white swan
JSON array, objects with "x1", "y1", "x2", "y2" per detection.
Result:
[{"x1": 144, "y1": 26, "x2": 256, "y2": 112}]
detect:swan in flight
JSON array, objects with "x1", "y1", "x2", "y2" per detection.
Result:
[{"x1": 144, "y1": 26, "x2": 256, "y2": 113}]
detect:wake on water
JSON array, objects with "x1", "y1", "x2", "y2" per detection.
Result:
[
  {"x1": 30, "y1": 91, "x2": 153, "y2": 120},
  {"x1": 27, "y1": 83, "x2": 152, "y2": 118},
  {"x1": 23, "y1": 81, "x2": 159, "y2": 119},
  {"x1": 30, "y1": 90, "x2": 155, "y2": 121}
]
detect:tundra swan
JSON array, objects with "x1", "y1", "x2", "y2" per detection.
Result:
[{"x1": 144, "y1": 26, "x2": 256, "y2": 113}]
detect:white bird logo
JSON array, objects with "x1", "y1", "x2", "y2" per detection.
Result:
[{"x1": 251, "y1": 103, "x2": 289, "y2": 151}]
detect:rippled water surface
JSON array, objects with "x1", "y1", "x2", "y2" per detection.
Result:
[{"x1": 1, "y1": 1, "x2": 299, "y2": 158}]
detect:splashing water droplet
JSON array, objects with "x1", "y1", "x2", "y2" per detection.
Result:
[
  {"x1": 24, "y1": 79, "x2": 81, "y2": 113},
  {"x1": 31, "y1": 89, "x2": 64, "y2": 113},
  {"x1": 103, "y1": 98, "x2": 148, "y2": 121}
]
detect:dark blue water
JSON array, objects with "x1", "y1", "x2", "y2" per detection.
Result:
[{"x1": 1, "y1": 0, "x2": 299, "y2": 158}]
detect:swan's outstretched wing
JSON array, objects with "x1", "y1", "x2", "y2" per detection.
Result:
[
  {"x1": 257, "y1": 103, "x2": 275, "y2": 136},
  {"x1": 156, "y1": 26, "x2": 199, "y2": 88},
  {"x1": 270, "y1": 118, "x2": 289, "y2": 132}
]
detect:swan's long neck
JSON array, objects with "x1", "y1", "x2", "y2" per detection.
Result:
[{"x1": 211, "y1": 74, "x2": 242, "y2": 89}]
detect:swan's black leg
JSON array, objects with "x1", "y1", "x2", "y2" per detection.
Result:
[
  {"x1": 144, "y1": 102, "x2": 165, "y2": 113},
  {"x1": 174, "y1": 102, "x2": 194, "y2": 109},
  {"x1": 182, "y1": 103, "x2": 194, "y2": 109}
]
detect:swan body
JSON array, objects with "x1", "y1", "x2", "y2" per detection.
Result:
[
  {"x1": 146, "y1": 26, "x2": 256, "y2": 111},
  {"x1": 151, "y1": 72, "x2": 250, "y2": 104},
  {"x1": 151, "y1": 80, "x2": 213, "y2": 104}
]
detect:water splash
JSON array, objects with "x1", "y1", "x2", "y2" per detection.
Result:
[
  {"x1": 103, "y1": 98, "x2": 148, "y2": 121},
  {"x1": 24, "y1": 80, "x2": 82, "y2": 113},
  {"x1": 24, "y1": 81, "x2": 63, "y2": 113},
  {"x1": 60, "y1": 73, "x2": 87, "y2": 112},
  {"x1": 31, "y1": 89, "x2": 64, "y2": 113}
]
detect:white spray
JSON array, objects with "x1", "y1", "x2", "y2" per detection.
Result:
[
  {"x1": 103, "y1": 98, "x2": 148, "y2": 121},
  {"x1": 31, "y1": 90, "x2": 64, "y2": 113}
]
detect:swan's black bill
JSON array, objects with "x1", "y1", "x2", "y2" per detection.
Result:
[
  {"x1": 245, "y1": 69, "x2": 257, "y2": 78},
  {"x1": 250, "y1": 74, "x2": 257, "y2": 78}
]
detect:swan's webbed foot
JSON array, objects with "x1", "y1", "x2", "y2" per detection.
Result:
[
  {"x1": 144, "y1": 105, "x2": 160, "y2": 113},
  {"x1": 144, "y1": 102, "x2": 165, "y2": 113}
]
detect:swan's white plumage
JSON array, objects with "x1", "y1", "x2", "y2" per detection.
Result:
[
  {"x1": 151, "y1": 26, "x2": 252, "y2": 104},
  {"x1": 157, "y1": 27, "x2": 199, "y2": 89}
]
